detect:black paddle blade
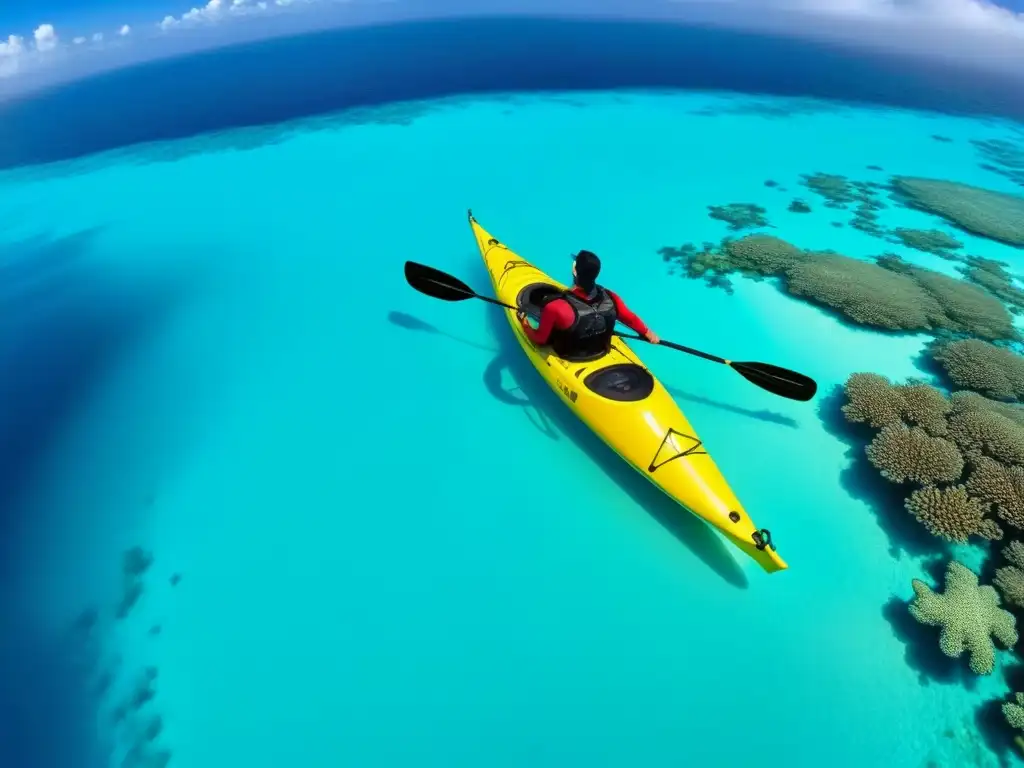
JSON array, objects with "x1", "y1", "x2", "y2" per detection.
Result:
[
  {"x1": 404, "y1": 261, "x2": 477, "y2": 302},
  {"x1": 731, "y1": 361, "x2": 818, "y2": 402}
]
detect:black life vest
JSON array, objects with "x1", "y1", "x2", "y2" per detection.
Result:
[{"x1": 549, "y1": 287, "x2": 618, "y2": 362}]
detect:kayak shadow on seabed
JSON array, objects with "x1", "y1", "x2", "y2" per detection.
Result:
[{"x1": 387, "y1": 307, "x2": 750, "y2": 589}]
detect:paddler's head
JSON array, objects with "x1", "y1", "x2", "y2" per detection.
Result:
[{"x1": 571, "y1": 250, "x2": 601, "y2": 294}]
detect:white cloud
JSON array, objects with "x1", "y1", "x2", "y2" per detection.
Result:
[
  {"x1": 92, "y1": 32, "x2": 104, "y2": 43},
  {"x1": 0, "y1": 34, "x2": 24, "y2": 78},
  {"x1": 119, "y1": 24, "x2": 132, "y2": 37},
  {"x1": 73, "y1": 36, "x2": 86, "y2": 45},
  {"x1": 0, "y1": 35, "x2": 24, "y2": 57},
  {"x1": 776, "y1": 0, "x2": 1024, "y2": 35},
  {"x1": 33, "y1": 24, "x2": 57, "y2": 53}
]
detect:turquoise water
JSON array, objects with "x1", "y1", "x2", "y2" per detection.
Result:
[{"x1": 4, "y1": 90, "x2": 1024, "y2": 767}]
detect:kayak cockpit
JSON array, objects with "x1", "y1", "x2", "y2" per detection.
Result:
[
  {"x1": 516, "y1": 282, "x2": 563, "y2": 319},
  {"x1": 515, "y1": 282, "x2": 655, "y2": 404}
]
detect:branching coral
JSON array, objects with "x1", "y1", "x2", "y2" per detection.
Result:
[
  {"x1": 784, "y1": 254, "x2": 946, "y2": 331},
  {"x1": 842, "y1": 373, "x2": 907, "y2": 428},
  {"x1": 950, "y1": 390, "x2": 1024, "y2": 426},
  {"x1": 900, "y1": 382, "x2": 952, "y2": 436},
  {"x1": 891, "y1": 228, "x2": 964, "y2": 257},
  {"x1": 948, "y1": 409, "x2": 1024, "y2": 466},
  {"x1": 965, "y1": 456, "x2": 1024, "y2": 530},
  {"x1": 994, "y1": 566, "x2": 1024, "y2": 608},
  {"x1": 707, "y1": 203, "x2": 771, "y2": 231},
  {"x1": 909, "y1": 560, "x2": 1018, "y2": 675},
  {"x1": 1003, "y1": 692, "x2": 1024, "y2": 756},
  {"x1": 902, "y1": 268, "x2": 1019, "y2": 342},
  {"x1": 842, "y1": 373, "x2": 951, "y2": 436},
  {"x1": 904, "y1": 485, "x2": 1002, "y2": 543},
  {"x1": 1006, "y1": 541, "x2": 1024, "y2": 570},
  {"x1": 960, "y1": 255, "x2": 1024, "y2": 314},
  {"x1": 721, "y1": 235, "x2": 806, "y2": 275},
  {"x1": 931, "y1": 339, "x2": 1024, "y2": 399},
  {"x1": 801, "y1": 172, "x2": 860, "y2": 207},
  {"x1": 892, "y1": 176, "x2": 1024, "y2": 248},
  {"x1": 865, "y1": 424, "x2": 964, "y2": 485}
]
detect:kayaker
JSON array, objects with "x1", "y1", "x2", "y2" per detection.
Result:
[{"x1": 517, "y1": 249, "x2": 659, "y2": 361}]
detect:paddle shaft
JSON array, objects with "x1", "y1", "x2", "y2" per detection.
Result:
[
  {"x1": 403, "y1": 259, "x2": 817, "y2": 402},
  {"x1": 419, "y1": 274, "x2": 698, "y2": 355}
]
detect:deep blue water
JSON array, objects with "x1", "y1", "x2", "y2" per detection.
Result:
[{"x1": 2, "y1": 16, "x2": 1024, "y2": 171}]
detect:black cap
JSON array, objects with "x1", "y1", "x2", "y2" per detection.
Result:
[{"x1": 574, "y1": 250, "x2": 601, "y2": 287}]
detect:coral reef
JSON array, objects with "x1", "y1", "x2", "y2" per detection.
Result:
[
  {"x1": 1006, "y1": 541, "x2": 1024, "y2": 570},
  {"x1": 904, "y1": 485, "x2": 1002, "y2": 543},
  {"x1": 764, "y1": 179, "x2": 779, "y2": 188},
  {"x1": 661, "y1": 234, "x2": 1017, "y2": 340},
  {"x1": 891, "y1": 263, "x2": 1018, "y2": 342},
  {"x1": 1003, "y1": 692, "x2": 1024, "y2": 754},
  {"x1": 787, "y1": 199, "x2": 812, "y2": 213},
  {"x1": 909, "y1": 560, "x2": 1017, "y2": 674},
  {"x1": 891, "y1": 176, "x2": 1024, "y2": 248},
  {"x1": 949, "y1": 409, "x2": 1024, "y2": 468},
  {"x1": 865, "y1": 424, "x2": 964, "y2": 485},
  {"x1": 721, "y1": 235, "x2": 805, "y2": 275},
  {"x1": 930, "y1": 339, "x2": 1024, "y2": 400},
  {"x1": 960, "y1": 256, "x2": 1024, "y2": 314},
  {"x1": 842, "y1": 372, "x2": 910, "y2": 429},
  {"x1": 972, "y1": 137, "x2": 1024, "y2": 188},
  {"x1": 867, "y1": 165, "x2": 884, "y2": 171},
  {"x1": 116, "y1": 546, "x2": 154, "y2": 621},
  {"x1": 995, "y1": 566, "x2": 1024, "y2": 609},
  {"x1": 965, "y1": 457, "x2": 1024, "y2": 529},
  {"x1": 839, "y1": 374, "x2": 1024, "y2": 544},
  {"x1": 707, "y1": 203, "x2": 771, "y2": 231},
  {"x1": 932, "y1": 134, "x2": 954, "y2": 143},
  {"x1": 62, "y1": 544, "x2": 177, "y2": 768},
  {"x1": 890, "y1": 228, "x2": 963, "y2": 258}
]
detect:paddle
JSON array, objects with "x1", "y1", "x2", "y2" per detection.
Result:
[{"x1": 404, "y1": 261, "x2": 818, "y2": 402}]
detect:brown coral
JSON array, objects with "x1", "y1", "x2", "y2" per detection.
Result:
[
  {"x1": 841, "y1": 373, "x2": 951, "y2": 435},
  {"x1": 899, "y1": 382, "x2": 951, "y2": 436},
  {"x1": 960, "y1": 256, "x2": 1024, "y2": 313},
  {"x1": 891, "y1": 228, "x2": 963, "y2": 257},
  {"x1": 865, "y1": 424, "x2": 964, "y2": 485},
  {"x1": 892, "y1": 176, "x2": 1024, "y2": 248},
  {"x1": 950, "y1": 390, "x2": 1024, "y2": 426},
  {"x1": 965, "y1": 456, "x2": 1024, "y2": 530},
  {"x1": 904, "y1": 484, "x2": 1003, "y2": 543},
  {"x1": 1006, "y1": 541, "x2": 1024, "y2": 570},
  {"x1": 931, "y1": 339, "x2": 1024, "y2": 399},
  {"x1": 995, "y1": 566, "x2": 1024, "y2": 608},
  {"x1": 909, "y1": 560, "x2": 1018, "y2": 675},
  {"x1": 948, "y1": 410, "x2": 1024, "y2": 466},
  {"x1": 905, "y1": 269, "x2": 1018, "y2": 342},
  {"x1": 784, "y1": 254, "x2": 946, "y2": 331},
  {"x1": 721, "y1": 235, "x2": 806, "y2": 275},
  {"x1": 842, "y1": 373, "x2": 906, "y2": 428}
]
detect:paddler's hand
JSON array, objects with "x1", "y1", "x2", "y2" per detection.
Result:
[
  {"x1": 644, "y1": 329, "x2": 660, "y2": 344},
  {"x1": 517, "y1": 310, "x2": 531, "y2": 328}
]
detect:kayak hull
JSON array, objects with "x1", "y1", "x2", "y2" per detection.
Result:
[{"x1": 468, "y1": 210, "x2": 787, "y2": 573}]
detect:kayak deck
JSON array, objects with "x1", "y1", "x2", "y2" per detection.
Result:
[{"x1": 468, "y1": 210, "x2": 787, "y2": 574}]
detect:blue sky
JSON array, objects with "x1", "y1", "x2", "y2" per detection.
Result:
[{"x1": 2, "y1": 0, "x2": 1024, "y2": 100}]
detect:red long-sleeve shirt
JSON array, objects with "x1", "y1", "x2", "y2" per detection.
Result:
[{"x1": 520, "y1": 287, "x2": 649, "y2": 345}]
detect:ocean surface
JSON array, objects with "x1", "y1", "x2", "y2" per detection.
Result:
[{"x1": 2, "y1": 17, "x2": 1024, "y2": 768}]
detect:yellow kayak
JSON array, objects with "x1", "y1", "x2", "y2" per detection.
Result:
[{"x1": 468, "y1": 210, "x2": 787, "y2": 574}]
